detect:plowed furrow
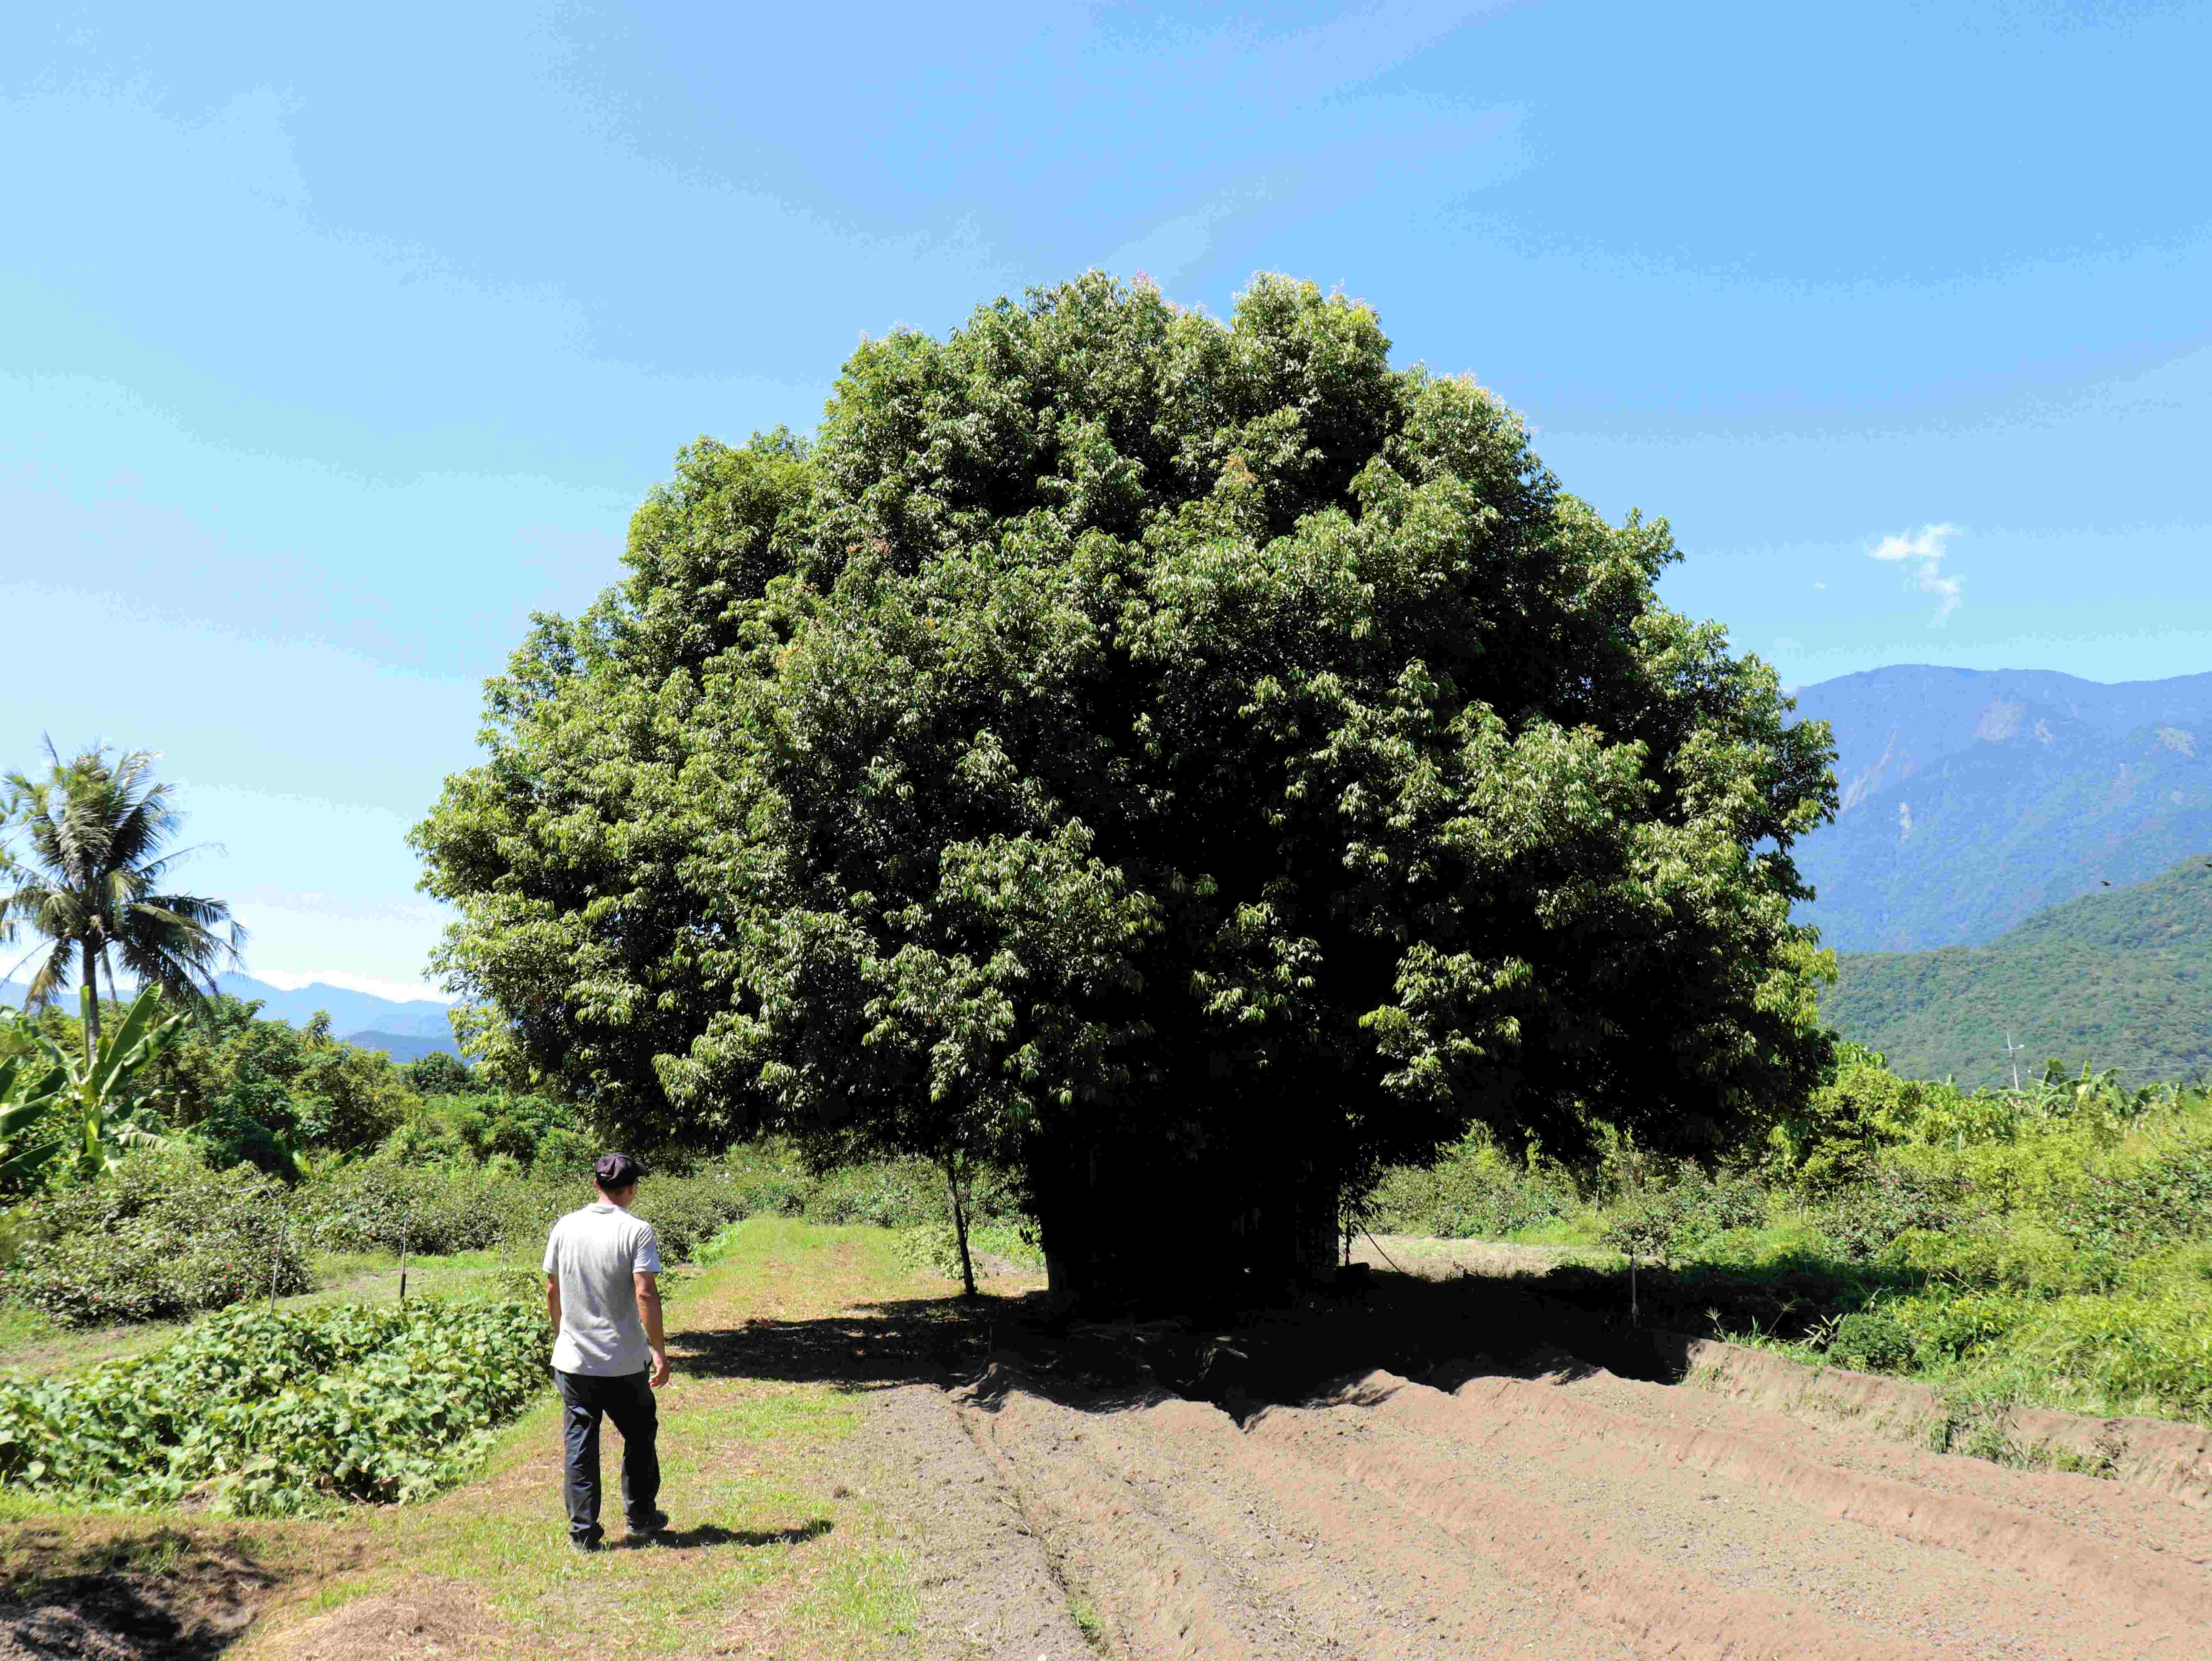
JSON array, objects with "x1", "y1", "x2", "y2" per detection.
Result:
[
  {"x1": 1266, "y1": 1372, "x2": 2203, "y2": 1656},
  {"x1": 1560, "y1": 1366, "x2": 2212, "y2": 1570},
  {"x1": 965, "y1": 1385, "x2": 1635, "y2": 1658},
  {"x1": 1255, "y1": 1397, "x2": 1954, "y2": 1658},
  {"x1": 1431, "y1": 1373, "x2": 2212, "y2": 1627},
  {"x1": 959, "y1": 1360, "x2": 2212, "y2": 1660}
]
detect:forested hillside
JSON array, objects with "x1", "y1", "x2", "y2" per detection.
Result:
[
  {"x1": 1791, "y1": 666, "x2": 2212, "y2": 952},
  {"x1": 1826, "y1": 853, "x2": 2212, "y2": 1084}
]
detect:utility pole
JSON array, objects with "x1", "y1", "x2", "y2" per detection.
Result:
[{"x1": 2005, "y1": 1029, "x2": 2023, "y2": 1092}]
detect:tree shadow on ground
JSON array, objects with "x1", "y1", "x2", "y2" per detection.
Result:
[
  {"x1": 673, "y1": 1247, "x2": 1926, "y2": 1424},
  {"x1": 670, "y1": 1270, "x2": 1680, "y2": 1418},
  {"x1": 673, "y1": 1290, "x2": 1033, "y2": 1390},
  {"x1": 0, "y1": 1525, "x2": 281, "y2": 1660}
]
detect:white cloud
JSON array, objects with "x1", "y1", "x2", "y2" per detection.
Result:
[{"x1": 1868, "y1": 522, "x2": 1964, "y2": 625}]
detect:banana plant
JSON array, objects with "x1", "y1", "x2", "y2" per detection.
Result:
[
  {"x1": 0, "y1": 1051, "x2": 69, "y2": 1188},
  {"x1": 8, "y1": 985, "x2": 186, "y2": 1182}
]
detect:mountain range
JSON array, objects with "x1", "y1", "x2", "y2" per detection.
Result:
[
  {"x1": 1, "y1": 972, "x2": 460, "y2": 1060},
  {"x1": 1789, "y1": 666, "x2": 2212, "y2": 953}
]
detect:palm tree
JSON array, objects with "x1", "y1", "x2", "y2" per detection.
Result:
[{"x1": 0, "y1": 742, "x2": 245, "y2": 1068}]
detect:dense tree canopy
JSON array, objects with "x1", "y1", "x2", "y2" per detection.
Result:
[{"x1": 414, "y1": 273, "x2": 1838, "y2": 1301}]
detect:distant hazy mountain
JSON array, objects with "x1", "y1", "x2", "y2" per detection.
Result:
[
  {"x1": 343, "y1": 1030, "x2": 462, "y2": 1063},
  {"x1": 213, "y1": 973, "x2": 455, "y2": 1041},
  {"x1": 2, "y1": 972, "x2": 460, "y2": 1058},
  {"x1": 1827, "y1": 853, "x2": 2212, "y2": 1086},
  {"x1": 1791, "y1": 666, "x2": 2212, "y2": 953}
]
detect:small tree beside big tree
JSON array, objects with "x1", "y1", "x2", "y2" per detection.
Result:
[{"x1": 415, "y1": 273, "x2": 1839, "y2": 1311}]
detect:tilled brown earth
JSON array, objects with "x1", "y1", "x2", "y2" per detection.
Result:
[{"x1": 898, "y1": 1346, "x2": 2212, "y2": 1659}]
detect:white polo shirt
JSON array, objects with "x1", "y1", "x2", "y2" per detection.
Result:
[{"x1": 542, "y1": 1202, "x2": 663, "y2": 1376}]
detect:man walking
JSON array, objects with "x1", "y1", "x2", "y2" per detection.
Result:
[{"x1": 544, "y1": 1152, "x2": 671, "y2": 1551}]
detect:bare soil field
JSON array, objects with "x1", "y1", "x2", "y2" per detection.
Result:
[{"x1": 882, "y1": 1261, "x2": 2212, "y2": 1660}]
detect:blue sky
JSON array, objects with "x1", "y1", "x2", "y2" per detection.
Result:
[{"x1": 4, "y1": 0, "x2": 2206, "y2": 998}]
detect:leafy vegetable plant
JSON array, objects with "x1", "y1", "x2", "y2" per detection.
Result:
[{"x1": 0, "y1": 1297, "x2": 546, "y2": 1514}]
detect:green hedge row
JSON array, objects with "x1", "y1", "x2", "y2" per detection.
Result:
[{"x1": 1, "y1": 1156, "x2": 310, "y2": 1325}]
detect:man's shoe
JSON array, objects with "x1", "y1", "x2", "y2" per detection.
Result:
[
  {"x1": 627, "y1": 1509, "x2": 670, "y2": 1539},
  {"x1": 570, "y1": 1533, "x2": 603, "y2": 1554}
]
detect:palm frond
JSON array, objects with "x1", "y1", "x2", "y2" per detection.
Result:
[
  {"x1": 21, "y1": 939, "x2": 76, "y2": 1010},
  {"x1": 105, "y1": 770, "x2": 183, "y2": 873},
  {"x1": 134, "y1": 892, "x2": 246, "y2": 951},
  {"x1": 117, "y1": 933, "x2": 228, "y2": 1012}
]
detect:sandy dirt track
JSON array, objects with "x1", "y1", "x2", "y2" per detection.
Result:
[{"x1": 879, "y1": 1337, "x2": 2212, "y2": 1660}]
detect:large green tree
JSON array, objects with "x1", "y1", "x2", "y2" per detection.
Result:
[
  {"x1": 416, "y1": 274, "x2": 1838, "y2": 1306},
  {"x1": 2, "y1": 744, "x2": 245, "y2": 1068}
]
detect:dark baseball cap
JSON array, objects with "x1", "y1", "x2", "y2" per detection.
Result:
[{"x1": 594, "y1": 1152, "x2": 645, "y2": 1189}]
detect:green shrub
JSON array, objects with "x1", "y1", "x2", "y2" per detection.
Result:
[
  {"x1": 1814, "y1": 1165, "x2": 1969, "y2": 1260},
  {"x1": 0, "y1": 1297, "x2": 546, "y2": 1514},
  {"x1": 805, "y1": 1161, "x2": 945, "y2": 1229},
  {"x1": 295, "y1": 1160, "x2": 531, "y2": 1256},
  {"x1": 1893, "y1": 1219, "x2": 2086, "y2": 1295},
  {"x1": 2015, "y1": 1289, "x2": 2212, "y2": 1417},
  {"x1": 1828, "y1": 1310, "x2": 1914, "y2": 1373},
  {"x1": 531, "y1": 1127, "x2": 596, "y2": 1180},
  {"x1": 2050, "y1": 1140, "x2": 2212, "y2": 1257},
  {"x1": 1368, "y1": 1142, "x2": 1581, "y2": 1239},
  {"x1": 1, "y1": 1151, "x2": 309, "y2": 1325},
  {"x1": 632, "y1": 1174, "x2": 754, "y2": 1262},
  {"x1": 1893, "y1": 1289, "x2": 2037, "y2": 1364},
  {"x1": 898, "y1": 1220, "x2": 1042, "y2": 1279},
  {"x1": 1595, "y1": 1170, "x2": 1766, "y2": 1267},
  {"x1": 374, "y1": 1093, "x2": 590, "y2": 1175}
]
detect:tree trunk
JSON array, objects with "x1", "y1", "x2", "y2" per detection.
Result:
[
  {"x1": 1038, "y1": 1144, "x2": 1341, "y2": 1315},
  {"x1": 943, "y1": 1151, "x2": 978, "y2": 1299},
  {"x1": 81, "y1": 939, "x2": 101, "y2": 1072}
]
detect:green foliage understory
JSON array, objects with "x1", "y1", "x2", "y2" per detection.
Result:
[
  {"x1": 1828, "y1": 852, "x2": 2212, "y2": 1087},
  {"x1": 1370, "y1": 1061, "x2": 2212, "y2": 1423},
  {"x1": 0, "y1": 1298, "x2": 544, "y2": 1515}
]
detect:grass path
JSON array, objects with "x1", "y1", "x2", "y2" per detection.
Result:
[{"x1": 0, "y1": 1218, "x2": 1032, "y2": 1659}]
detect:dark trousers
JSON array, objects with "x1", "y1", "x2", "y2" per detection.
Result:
[{"x1": 555, "y1": 1368, "x2": 660, "y2": 1541}]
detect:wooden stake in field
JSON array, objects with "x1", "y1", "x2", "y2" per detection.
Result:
[
  {"x1": 400, "y1": 1218, "x2": 411, "y2": 1306},
  {"x1": 269, "y1": 1216, "x2": 286, "y2": 1313}
]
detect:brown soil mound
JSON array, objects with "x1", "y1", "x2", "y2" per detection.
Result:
[
  {"x1": 1669, "y1": 1331, "x2": 2212, "y2": 1506},
  {"x1": 256, "y1": 1585, "x2": 504, "y2": 1660}
]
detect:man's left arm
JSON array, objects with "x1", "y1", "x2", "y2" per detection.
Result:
[
  {"x1": 634, "y1": 1222, "x2": 668, "y2": 1387},
  {"x1": 635, "y1": 1272, "x2": 669, "y2": 1387}
]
